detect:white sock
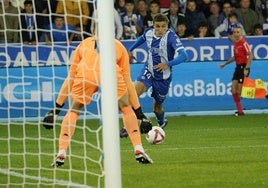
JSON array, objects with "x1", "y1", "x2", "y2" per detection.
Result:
[
  {"x1": 134, "y1": 145, "x2": 144, "y2": 153},
  {"x1": 58, "y1": 149, "x2": 66, "y2": 158}
]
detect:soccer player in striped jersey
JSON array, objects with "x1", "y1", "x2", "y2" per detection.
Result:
[
  {"x1": 125, "y1": 13, "x2": 188, "y2": 130},
  {"x1": 219, "y1": 26, "x2": 252, "y2": 116}
]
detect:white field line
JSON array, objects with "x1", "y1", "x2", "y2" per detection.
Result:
[
  {"x1": 121, "y1": 144, "x2": 268, "y2": 152},
  {"x1": 0, "y1": 168, "x2": 94, "y2": 188}
]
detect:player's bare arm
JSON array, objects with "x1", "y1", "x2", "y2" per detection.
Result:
[{"x1": 219, "y1": 56, "x2": 235, "y2": 68}]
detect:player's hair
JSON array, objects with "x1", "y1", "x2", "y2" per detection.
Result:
[
  {"x1": 233, "y1": 25, "x2": 243, "y2": 31},
  {"x1": 228, "y1": 11, "x2": 238, "y2": 19},
  {"x1": 153, "y1": 14, "x2": 169, "y2": 23},
  {"x1": 125, "y1": 0, "x2": 135, "y2": 4}
]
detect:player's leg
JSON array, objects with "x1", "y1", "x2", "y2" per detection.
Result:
[
  {"x1": 52, "y1": 100, "x2": 84, "y2": 167},
  {"x1": 119, "y1": 93, "x2": 153, "y2": 164},
  {"x1": 134, "y1": 81, "x2": 148, "y2": 97},
  {"x1": 126, "y1": 79, "x2": 152, "y2": 132},
  {"x1": 120, "y1": 74, "x2": 152, "y2": 137},
  {"x1": 118, "y1": 73, "x2": 152, "y2": 164},
  {"x1": 153, "y1": 101, "x2": 168, "y2": 128},
  {"x1": 52, "y1": 78, "x2": 98, "y2": 167},
  {"x1": 151, "y1": 78, "x2": 170, "y2": 128},
  {"x1": 232, "y1": 80, "x2": 244, "y2": 115},
  {"x1": 232, "y1": 66, "x2": 246, "y2": 116}
]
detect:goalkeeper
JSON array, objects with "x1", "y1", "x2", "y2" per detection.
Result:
[
  {"x1": 49, "y1": 35, "x2": 152, "y2": 167},
  {"x1": 42, "y1": 72, "x2": 152, "y2": 135},
  {"x1": 43, "y1": 75, "x2": 152, "y2": 135}
]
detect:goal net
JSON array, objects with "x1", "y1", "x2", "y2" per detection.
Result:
[{"x1": 0, "y1": 0, "x2": 119, "y2": 187}]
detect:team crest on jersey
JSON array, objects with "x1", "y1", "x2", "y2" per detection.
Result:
[
  {"x1": 161, "y1": 40, "x2": 166, "y2": 46},
  {"x1": 176, "y1": 38, "x2": 182, "y2": 46}
]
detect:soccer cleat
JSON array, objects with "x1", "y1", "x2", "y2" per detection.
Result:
[
  {"x1": 135, "y1": 150, "x2": 153, "y2": 164},
  {"x1": 234, "y1": 111, "x2": 245, "y2": 116},
  {"x1": 119, "y1": 128, "x2": 128, "y2": 138},
  {"x1": 51, "y1": 154, "x2": 65, "y2": 167},
  {"x1": 158, "y1": 119, "x2": 168, "y2": 129}
]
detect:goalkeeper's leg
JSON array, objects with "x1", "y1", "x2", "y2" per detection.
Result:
[
  {"x1": 51, "y1": 110, "x2": 78, "y2": 167},
  {"x1": 119, "y1": 95, "x2": 153, "y2": 164},
  {"x1": 120, "y1": 80, "x2": 152, "y2": 138},
  {"x1": 51, "y1": 101, "x2": 84, "y2": 167}
]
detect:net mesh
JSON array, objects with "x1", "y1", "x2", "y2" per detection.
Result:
[{"x1": 0, "y1": 0, "x2": 105, "y2": 187}]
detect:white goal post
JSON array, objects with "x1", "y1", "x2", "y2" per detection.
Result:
[
  {"x1": 0, "y1": 0, "x2": 121, "y2": 187},
  {"x1": 97, "y1": 1, "x2": 122, "y2": 188}
]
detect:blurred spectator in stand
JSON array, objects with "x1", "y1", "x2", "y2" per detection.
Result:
[
  {"x1": 91, "y1": 8, "x2": 123, "y2": 39},
  {"x1": 20, "y1": 0, "x2": 39, "y2": 45},
  {"x1": 208, "y1": 1, "x2": 220, "y2": 36},
  {"x1": 179, "y1": 0, "x2": 188, "y2": 14},
  {"x1": 252, "y1": 0, "x2": 265, "y2": 24},
  {"x1": 163, "y1": 0, "x2": 185, "y2": 33},
  {"x1": 235, "y1": 0, "x2": 259, "y2": 35},
  {"x1": 185, "y1": 0, "x2": 207, "y2": 36},
  {"x1": 143, "y1": 0, "x2": 160, "y2": 29},
  {"x1": 253, "y1": 23, "x2": 264, "y2": 35},
  {"x1": 262, "y1": 0, "x2": 268, "y2": 34},
  {"x1": 121, "y1": 0, "x2": 143, "y2": 39},
  {"x1": 0, "y1": 0, "x2": 19, "y2": 43},
  {"x1": 135, "y1": 0, "x2": 148, "y2": 25},
  {"x1": 214, "y1": 11, "x2": 246, "y2": 40},
  {"x1": 114, "y1": 7, "x2": 124, "y2": 39},
  {"x1": 10, "y1": 0, "x2": 25, "y2": 10},
  {"x1": 33, "y1": 0, "x2": 58, "y2": 28},
  {"x1": 217, "y1": 1, "x2": 233, "y2": 25},
  {"x1": 56, "y1": 0, "x2": 90, "y2": 41},
  {"x1": 230, "y1": 0, "x2": 240, "y2": 8},
  {"x1": 176, "y1": 21, "x2": 194, "y2": 40},
  {"x1": 40, "y1": 15, "x2": 76, "y2": 45},
  {"x1": 196, "y1": 21, "x2": 211, "y2": 37},
  {"x1": 199, "y1": 0, "x2": 212, "y2": 18},
  {"x1": 115, "y1": 0, "x2": 126, "y2": 16},
  {"x1": 158, "y1": 0, "x2": 171, "y2": 13}
]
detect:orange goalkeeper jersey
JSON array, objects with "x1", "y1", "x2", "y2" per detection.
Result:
[{"x1": 69, "y1": 37, "x2": 130, "y2": 105}]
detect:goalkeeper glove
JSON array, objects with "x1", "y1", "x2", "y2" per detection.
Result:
[
  {"x1": 139, "y1": 117, "x2": 152, "y2": 134},
  {"x1": 133, "y1": 107, "x2": 152, "y2": 134},
  {"x1": 42, "y1": 103, "x2": 64, "y2": 130}
]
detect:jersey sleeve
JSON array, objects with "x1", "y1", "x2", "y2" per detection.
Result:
[
  {"x1": 128, "y1": 30, "x2": 147, "y2": 51},
  {"x1": 170, "y1": 32, "x2": 185, "y2": 52},
  {"x1": 244, "y1": 40, "x2": 252, "y2": 55},
  {"x1": 115, "y1": 40, "x2": 131, "y2": 76},
  {"x1": 167, "y1": 32, "x2": 188, "y2": 66}
]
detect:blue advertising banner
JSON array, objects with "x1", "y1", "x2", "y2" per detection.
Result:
[
  {"x1": 0, "y1": 60, "x2": 267, "y2": 119},
  {"x1": 123, "y1": 36, "x2": 268, "y2": 62},
  {"x1": 0, "y1": 36, "x2": 267, "y2": 67}
]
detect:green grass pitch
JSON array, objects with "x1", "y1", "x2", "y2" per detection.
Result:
[{"x1": 0, "y1": 114, "x2": 268, "y2": 188}]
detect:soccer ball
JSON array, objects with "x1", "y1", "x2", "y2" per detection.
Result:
[{"x1": 146, "y1": 126, "x2": 165, "y2": 144}]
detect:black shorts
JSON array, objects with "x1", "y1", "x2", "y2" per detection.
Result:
[{"x1": 232, "y1": 64, "x2": 250, "y2": 83}]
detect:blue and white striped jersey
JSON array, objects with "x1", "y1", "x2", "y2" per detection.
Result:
[{"x1": 130, "y1": 27, "x2": 187, "y2": 80}]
